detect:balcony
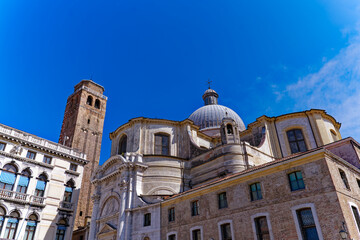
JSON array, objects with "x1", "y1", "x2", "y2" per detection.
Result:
[
  {"x1": 0, "y1": 189, "x2": 45, "y2": 207},
  {"x1": 59, "y1": 201, "x2": 73, "y2": 212}
]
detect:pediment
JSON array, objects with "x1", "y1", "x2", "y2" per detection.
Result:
[
  {"x1": 98, "y1": 223, "x2": 117, "y2": 235},
  {"x1": 100, "y1": 155, "x2": 127, "y2": 175}
]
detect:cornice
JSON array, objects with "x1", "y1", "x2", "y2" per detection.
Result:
[
  {"x1": 110, "y1": 118, "x2": 195, "y2": 140},
  {"x1": 242, "y1": 109, "x2": 341, "y2": 135},
  {"x1": 0, "y1": 124, "x2": 88, "y2": 164}
]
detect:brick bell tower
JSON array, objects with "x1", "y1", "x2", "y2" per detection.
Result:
[{"x1": 59, "y1": 80, "x2": 107, "y2": 238}]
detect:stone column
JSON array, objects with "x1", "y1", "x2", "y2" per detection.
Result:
[
  {"x1": 117, "y1": 171, "x2": 129, "y2": 240},
  {"x1": 15, "y1": 216, "x2": 27, "y2": 240},
  {"x1": 124, "y1": 167, "x2": 134, "y2": 240},
  {"x1": 12, "y1": 173, "x2": 21, "y2": 191},
  {"x1": 88, "y1": 194, "x2": 101, "y2": 240},
  {"x1": 0, "y1": 217, "x2": 8, "y2": 237}
]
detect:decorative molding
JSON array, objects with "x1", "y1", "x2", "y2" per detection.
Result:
[
  {"x1": 65, "y1": 170, "x2": 80, "y2": 176},
  {"x1": 0, "y1": 151, "x2": 54, "y2": 169}
]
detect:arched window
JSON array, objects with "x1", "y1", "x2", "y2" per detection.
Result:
[
  {"x1": 4, "y1": 211, "x2": 20, "y2": 239},
  {"x1": 64, "y1": 180, "x2": 75, "y2": 203},
  {"x1": 226, "y1": 124, "x2": 233, "y2": 134},
  {"x1": 286, "y1": 129, "x2": 307, "y2": 154},
  {"x1": 118, "y1": 135, "x2": 127, "y2": 155},
  {"x1": 339, "y1": 169, "x2": 350, "y2": 190},
  {"x1": 155, "y1": 133, "x2": 170, "y2": 155},
  {"x1": 35, "y1": 174, "x2": 47, "y2": 197},
  {"x1": 94, "y1": 99, "x2": 101, "y2": 109},
  {"x1": 24, "y1": 214, "x2": 38, "y2": 240},
  {"x1": 16, "y1": 169, "x2": 31, "y2": 194},
  {"x1": 0, "y1": 164, "x2": 18, "y2": 190},
  {"x1": 86, "y1": 96, "x2": 93, "y2": 106},
  {"x1": 55, "y1": 218, "x2": 67, "y2": 240},
  {"x1": 0, "y1": 206, "x2": 6, "y2": 234}
]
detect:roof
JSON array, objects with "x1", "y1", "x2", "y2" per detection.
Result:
[{"x1": 164, "y1": 138, "x2": 356, "y2": 201}]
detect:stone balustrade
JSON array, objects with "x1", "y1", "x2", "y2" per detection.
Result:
[
  {"x1": 0, "y1": 123, "x2": 86, "y2": 159},
  {"x1": 0, "y1": 189, "x2": 45, "y2": 206}
]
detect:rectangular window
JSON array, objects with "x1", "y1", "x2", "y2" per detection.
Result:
[
  {"x1": 26, "y1": 151, "x2": 36, "y2": 160},
  {"x1": 70, "y1": 163, "x2": 77, "y2": 172},
  {"x1": 155, "y1": 134, "x2": 169, "y2": 155},
  {"x1": 288, "y1": 171, "x2": 305, "y2": 191},
  {"x1": 191, "y1": 200, "x2": 199, "y2": 216},
  {"x1": 4, "y1": 218, "x2": 18, "y2": 239},
  {"x1": 339, "y1": 169, "x2": 350, "y2": 190},
  {"x1": 287, "y1": 129, "x2": 307, "y2": 154},
  {"x1": 168, "y1": 207, "x2": 175, "y2": 222},
  {"x1": 296, "y1": 208, "x2": 319, "y2": 240},
  {"x1": 254, "y1": 216, "x2": 270, "y2": 240},
  {"x1": 351, "y1": 206, "x2": 360, "y2": 232},
  {"x1": 192, "y1": 229, "x2": 201, "y2": 240},
  {"x1": 168, "y1": 234, "x2": 176, "y2": 240},
  {"x1": 220, "y1": 223, "x2": 232, "y2": 240},
  {"x1": 357, "y1": 179, "x2": 360, "y2": 189},
  {"x1": 43, "y1": 156, "x2": 52, "y2": 164},
  {"x1": 144, "y1": 213, "x2": 151, "y2": 226},
  {"x1": 0, "y1": 142, "x2": 5, "y2": 151},
  {"x1": 218, "y1": 192, "x2": 228, "y2": 209},
  {"x1": 24, "y1": 223, "x2": 36, "y2": 240},
  {"x1": 250, "y1": 183, "x2": 263, "y2": 201}
]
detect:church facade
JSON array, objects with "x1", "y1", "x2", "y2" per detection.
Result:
[{"x1": 90, "y1": 88, "x2": 360, "y2": 240}]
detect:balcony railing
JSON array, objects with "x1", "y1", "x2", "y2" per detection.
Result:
[
  {"x1": 0, "y1": 189, "x2": 45, "y2": 206},
  {"x1": 59, "y1": 201, "x2": 73, "y2": 210},
  {"x1": 30, "y1": 195, "x2": 46, "y2": 205}
]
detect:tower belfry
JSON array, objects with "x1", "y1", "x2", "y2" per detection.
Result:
[{"x1": 59, "y1": 80, "x2": 107, "y2": 239}]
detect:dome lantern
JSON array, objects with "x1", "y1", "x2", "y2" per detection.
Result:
[
  {"x1": 202, "y1": 89, "x2": 219, "y2": 105},
  {"x1": 189, "y1": 88, "x2": 245, "y2": 136}
]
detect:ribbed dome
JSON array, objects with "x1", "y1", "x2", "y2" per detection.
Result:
[
  {"x1": 188, "y1": 88, "x2": 245, "y2": 131},
  {"x1": 189, "y1": 105, "x2": 245, "y2": 130}
]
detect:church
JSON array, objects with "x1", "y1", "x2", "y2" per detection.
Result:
[{"x1": 89, "y1": 85, "x2": 360, "y2": 240}]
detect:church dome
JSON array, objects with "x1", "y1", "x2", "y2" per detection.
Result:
[{"x1": 188, "y1": 89, "x2": 245, "y2": 131}]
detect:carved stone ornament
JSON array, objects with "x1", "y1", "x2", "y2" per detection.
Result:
[
  {"x1": 10, "y1": 145, "x2": 23, "y2": 155},
  {"x1": 118, "y1": 179, "x2": 129, "y2": 190},
  {"x1": 91, "y1": 194, "x2": 101, "y2": 204}
]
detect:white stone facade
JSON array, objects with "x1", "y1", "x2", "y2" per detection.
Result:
[{"x1": 0, "y1": 123, "x2": 87, "y2": 240}]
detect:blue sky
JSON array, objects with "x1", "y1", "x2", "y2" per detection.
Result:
[{"x1": 1, "y1": 0, "x2": 359, "y2": 164}]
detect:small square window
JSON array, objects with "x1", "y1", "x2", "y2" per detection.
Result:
[
  {"x1": 144, "y1": 213, "x2": 151, "y2": 226},
  {"x1": 43, "y1": 156, "x2": 52, "y2": 164},
  {"x1": 168, "y1": 207, "x2": 175, "y2": 222},
  {"x1": 288, "y1": 171, "x2": 305, "y2": 191},
  {"x1": 191, "y1": 200, "x2": 199, "y2": 216},
  {"x1": 250, "y1": 182, "x2": 263, "y2": 201},
  {"x1": 0, "y1": 142, "x2": 6, "y2": 151},
  {"x1": 218, "y1": 192, "x2": 228, "y2": 209},
  {"x1": 70, "y1": 163, "x2": 78, "y2": 172},
  {"x1": 26, "y1": 151, "x2": 36, "y2": 160}
]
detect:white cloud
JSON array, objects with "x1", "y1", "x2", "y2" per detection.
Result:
[{"x1": 284, "y1": 35, "x2": 360, "y2": 139}]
